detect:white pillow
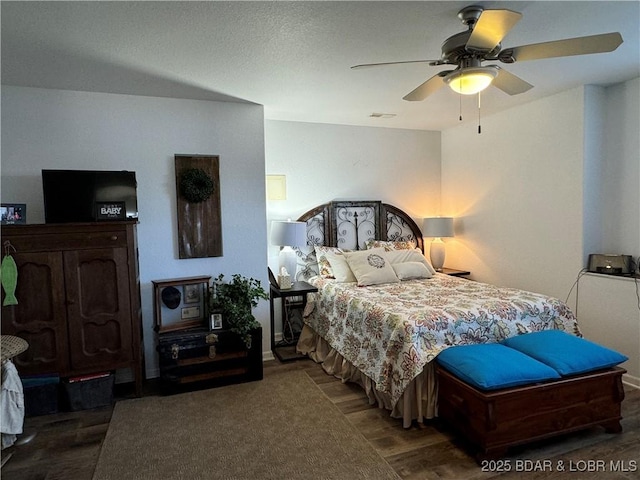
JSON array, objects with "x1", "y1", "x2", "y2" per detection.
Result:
[
  {"x1": 343, "y1": 248, "x2": 400, "y2": 286},
  {"x1": 314, "y1": 246, "x2": 344, "y2": 277},
  {"x1": 384, "y1": 248, "x2": 437, "y2": 274},
  {"x1": 392, "y1": 262, "x2": 433, "y2": 280},
  {"x1": 325, "y1": 250, "x2": 357, "y2": 283}
]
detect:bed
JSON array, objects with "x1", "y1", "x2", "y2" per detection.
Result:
[{"x1": 292, "y1": 200, "x2": 581, "y2": 427}]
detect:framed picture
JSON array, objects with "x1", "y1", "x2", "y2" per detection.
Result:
[
  {"x1": 95, "y1": 201, "x2": 126, "y2": 221},
  {"x1": 183, "y1": 284, "x2": 200, "y2": 304},
  {"x1": 1, "y1": 204, "x2": 26, "y2": 225},
  {"x1": 210, "y1": 313, "x2": 223, "y2": 330},
  {"x1": 181, "y1": 306, "x2": 201, "y2": 320}
]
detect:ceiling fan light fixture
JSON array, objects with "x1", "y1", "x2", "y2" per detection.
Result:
[{"x1": 444, "y1": 67, "x2": 498, "y2": 95}]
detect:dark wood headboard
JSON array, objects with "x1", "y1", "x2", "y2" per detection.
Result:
[{"x1": 294, "y1": 200, "x2": 423, "y2": 281}]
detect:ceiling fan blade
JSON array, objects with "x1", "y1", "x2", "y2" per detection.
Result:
[
  {"x1": 490, "y1": 66, "x2": 533, "y2": 95},
  {"x1": 466, "y1": 9, "x2": 522, "y2": 52},
  {"x1": 351, "y1": 59, "x2": 440, "y2": 70},
  {"x1": 403, "y1": 72, "x2": 450, "y2": 101},
  {"x1": 502, "y1": 32, "x2": 623, "y2": 62}
]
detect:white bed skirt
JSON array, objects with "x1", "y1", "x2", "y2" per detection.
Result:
[{"x1": 296, "y1": 325, "x2": 438, "y2": 428}]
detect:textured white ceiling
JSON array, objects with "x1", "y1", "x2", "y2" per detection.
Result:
[{"x1": 2, "y1": 1, "x2": 638, "y2": 131}]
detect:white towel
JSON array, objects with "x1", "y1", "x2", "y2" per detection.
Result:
[{"x1": 1, "y1": 360, "x2": 24, "y2": 449}]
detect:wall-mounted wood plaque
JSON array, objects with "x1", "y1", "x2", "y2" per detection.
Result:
[{"x1": 175, "y1": 155, "x2": 222, "y2": 258}]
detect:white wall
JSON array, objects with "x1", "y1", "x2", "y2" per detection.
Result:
[
  {"x1": 264, "y1": 120, "x2": 441, "y2": 264},
  {"x1": 601, "y1": 77, "x2": 640, "y2": 256},
  {"x1": 1, "y1": 86, "x2": 268, "y2": 379},
  {"x1": 441, "y1": 87, "x2": 585, "y2": 301},
  {"x1": 577, "y1": 274, "x2": 640, "y2": 386},
  {"x1": 584, "y1": 78, "x2": 640, "y2": 260},
  {"x1": 582, "y1": 85, "x2": 607, "y2": 260},
  {"x1": 577, "y1": 77, "x2": 640, "y2": 387}
]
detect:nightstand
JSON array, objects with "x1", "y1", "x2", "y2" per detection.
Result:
[
  {"x1": 269, "y1": 274, "x2": 318, "y2": 362},
  {"x1": 440, "y1": 268, "x2": 471, "y2": 277}
]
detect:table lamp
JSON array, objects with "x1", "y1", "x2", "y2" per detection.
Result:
[
  {"x1": 423, "y1": 217, "x2": 454, "y2": 271},
  {"x1": 270, "y1": 220, "x2": 307, "y2": 280}
]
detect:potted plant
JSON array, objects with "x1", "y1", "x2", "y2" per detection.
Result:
[{"x1": 209, "y1": 274, "x2": 268, "y2": 349}]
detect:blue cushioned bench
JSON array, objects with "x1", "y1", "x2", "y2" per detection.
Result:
[{"x1": 435, "y1": 331, "x2": 627, "y2": 461}]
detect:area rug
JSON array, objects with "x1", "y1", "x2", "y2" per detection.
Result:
[{"x1": 92, "y1": 371, "x2": 400, "y2": 480}]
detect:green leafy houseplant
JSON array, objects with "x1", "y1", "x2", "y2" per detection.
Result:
[{"x1": 209, "y1": 274, "x2": 268, "y2": 349}]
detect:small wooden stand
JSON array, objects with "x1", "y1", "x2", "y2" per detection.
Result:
[
  {"x1": 153, "y1": 275, "x2": 262, "y2": 392},
  {"x1": 269, "y1": 273, "x2": 317, "y2": 362},
  {"x1": 152, "y1": 276, "x2": 211, "y2": 333}
]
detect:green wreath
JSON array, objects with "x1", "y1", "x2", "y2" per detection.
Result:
[{"x1": 180, "y1": 168, "x2": 214, "y2": 203}]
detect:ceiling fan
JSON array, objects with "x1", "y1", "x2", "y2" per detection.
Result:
[{"x1": 352, "y1": 5, "x2": 623, "y2": 102}]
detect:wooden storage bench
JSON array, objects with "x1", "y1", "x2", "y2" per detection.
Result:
[{"x1": 436, "y1": 365, "x2": 626, "y2": 460}]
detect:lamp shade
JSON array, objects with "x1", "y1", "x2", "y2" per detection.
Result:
[
  {"x1": 270, "y1": 220, "x2": 307, "y2": 247},
  {"x1": 423, "y1": 217, "x2": 454, "y2": 238}
]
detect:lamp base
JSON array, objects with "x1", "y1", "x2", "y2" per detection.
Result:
[{"x1": 430, "y1": 239, "x2": 446, "y2": 272}]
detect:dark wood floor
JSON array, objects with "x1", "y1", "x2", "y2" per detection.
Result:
[{"x1": 2, "y1": 359, "x2": 639, "y2": 479}]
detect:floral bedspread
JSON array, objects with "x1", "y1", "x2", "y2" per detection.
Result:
[{"x1": 304, "y1": 273, "x2": 581, "y2": 406}]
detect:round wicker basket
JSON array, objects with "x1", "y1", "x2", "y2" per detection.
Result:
[{"x1": 1, "y1": 335, "x2": 28, "y2": 363}]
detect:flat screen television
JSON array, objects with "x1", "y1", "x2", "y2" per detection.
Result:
[{"x1": 42, "y1": 169, "x2": 138, "y2": 223}]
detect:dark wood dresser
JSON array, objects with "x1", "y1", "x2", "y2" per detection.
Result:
[{"x1": 1, "y1": 222, "x2": 144, "y2": 396}]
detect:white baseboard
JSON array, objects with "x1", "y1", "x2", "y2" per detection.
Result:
[
  {"x1": 263, "y1": 351, "x2": 275, "y2": 361},
  {"x1": 623, "y1": 373, "x2": 640, "y2": 389},
  {"x1": 264, "y1": 333, "x2": 282, "y2": 361}
]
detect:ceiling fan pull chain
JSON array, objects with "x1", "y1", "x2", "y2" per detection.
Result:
[
  {"x1": 459, "y1": 94, "x2": 463, "y2": 121},
  {"x1": 477, "y1": 92, "x2": 482, "y2": 134}
]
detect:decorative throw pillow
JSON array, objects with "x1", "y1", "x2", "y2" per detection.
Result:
[
  {"x1": 384, "y1": 248, "x2": 437, "y2": 274},
  {"x1": 392, "y1": 262, "x2": 433, "y2": 280},
  {"x1": 343, "y1": 248, "x2": 400, "y2": 286},
  {"x1": 325, "y1": 250, "x2": 357, "y2": 283},
  {"x1": 436, "y1": 343, "x2": 561, "y2": 391},
  {"x1": 314, "y1": 246, "x2": 344, "y2": 278},
  {"x1": 502, "y1": 330, "x2": 628, "y2": 376},
  {"x1": 365, "y1": 239, "x2": 416, "y2": 251}
]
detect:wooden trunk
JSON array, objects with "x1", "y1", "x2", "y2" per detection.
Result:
[
  {"x1": 157, "y1": 327, "x2": 262, "y2": 392},
  {"x1": 436, "y1": 366, "x2": 626, "y2": 461}
]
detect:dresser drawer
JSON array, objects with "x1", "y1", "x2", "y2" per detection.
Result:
[
  {"x1": 2, "y1": 223, "x2": 136, "y2": 253},
  {"x1": 4, "y1": 230, "x2": 127, "y2": 252}
]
